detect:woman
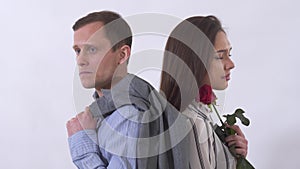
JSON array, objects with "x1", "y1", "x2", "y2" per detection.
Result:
[{"x1": 160, "y1": 15, "x2": 248, "y2": 168}]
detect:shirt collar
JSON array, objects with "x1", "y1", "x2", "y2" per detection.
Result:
[
  {"x1": 92, "y1": 91, "x2": 99, "y2": 100},
  {"x1": 92, "y1": 89, "x2": 112, "y2": 101},
  {"x1": 92, "y1": 74, "x2": 131, "y2": 102}
]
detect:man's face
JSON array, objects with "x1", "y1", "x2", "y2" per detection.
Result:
[{"x1": 73, "y1": 22, "x2": 120, "y2": 90}]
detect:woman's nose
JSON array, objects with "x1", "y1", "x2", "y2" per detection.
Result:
[{"x1": 225, "y1": 57, "x2": 235, "y2": 70}]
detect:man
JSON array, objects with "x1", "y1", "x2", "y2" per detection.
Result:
[
  {"x1": 66, "y1": 11, "x2": 141, "y2": 168},
  {"x1": 66, "y1": 11, "x2": 193, "y2": 169}
]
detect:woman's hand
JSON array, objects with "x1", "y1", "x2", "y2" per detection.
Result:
[
  {"x1": 66, "y1": 107, "x2": 97, "y2": 137},
  {"x1": 225, "y1": 124, "x2": 248, "y2": 157}
]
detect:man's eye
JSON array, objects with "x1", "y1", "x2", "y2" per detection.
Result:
[
  {"x1": 74, "y1": 49, "x2": 81, "y2": 55},
  {"x1": 88, "y1": 47, "x2": 97, "y2": 54}
]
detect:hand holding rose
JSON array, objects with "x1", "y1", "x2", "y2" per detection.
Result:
[{"x1": 225, "y1": 124, "x2": 248, "y2": 158}]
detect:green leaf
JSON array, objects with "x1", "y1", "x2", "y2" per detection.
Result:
[
  {"x1": 234, "y1": 108, "x2": 245, "y2": 115},
  {"x1": 241, "y1": 117, "x2": 250, "y2": 126},
  {"x1": 234, "y1": 108, "x2": 250, "y2": 126},
  {"x1": 224, "y1": 114, "x2": 236, "y2": 125}
]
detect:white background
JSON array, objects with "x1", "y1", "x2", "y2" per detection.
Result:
[{"x1": 1, "y1": 0, "x2": 299, "y2": 168}]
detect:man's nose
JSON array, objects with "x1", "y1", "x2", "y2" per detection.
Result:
[{"x1": 77, "y1": 53, "x2": 89, "y2": 67}]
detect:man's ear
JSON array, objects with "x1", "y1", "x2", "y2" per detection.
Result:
[{"x1": 118, "y1": 45, "x2": 131, "y2": 64}]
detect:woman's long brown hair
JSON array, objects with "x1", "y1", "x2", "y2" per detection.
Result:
[{"x1": 160, "y1": 16, "x2": 225, "y2": 111}]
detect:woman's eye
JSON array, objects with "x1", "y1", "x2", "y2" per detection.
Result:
[{"x1": 215, "y1": 53, "x2": 223, "y2": 59}]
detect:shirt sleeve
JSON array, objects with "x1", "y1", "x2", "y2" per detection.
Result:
[
  {"x1": 68, "y1": 105, "x2": 143, "y2": 169},
  {"x1": 68, "y1": 129, "x2": 108, "y2": 169}
]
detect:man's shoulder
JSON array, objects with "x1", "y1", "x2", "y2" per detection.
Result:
[
  {"x1": 97, "y1": 105, "x2": 141, "y2": 143},
  {"x1": 108, "y1": 104, "x2": 144, "y2": 123},
  {"x1": 114, "y1": 104, "x2": 140, "y2": 114}
]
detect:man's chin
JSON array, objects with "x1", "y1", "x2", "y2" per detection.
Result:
[{"x1": 81, "y1": 82, "x2": 95, "y2": 89}]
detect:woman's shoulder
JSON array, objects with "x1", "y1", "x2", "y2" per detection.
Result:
[{"x1": 182, "y1": 100, "x2": 212, "y2": 121}]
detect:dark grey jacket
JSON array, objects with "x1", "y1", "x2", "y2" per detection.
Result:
[{"x1": 89, "y1": 74, "x2": 194, "y2": 169}]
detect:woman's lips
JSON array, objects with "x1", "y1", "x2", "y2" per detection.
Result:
[
  {"x1": 222, "y1": 73, "x2": 231, "y2": 81},
  {"x1": 225, "y1": 74, "x2": 230, "y2": 81}
]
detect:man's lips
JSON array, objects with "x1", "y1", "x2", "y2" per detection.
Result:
[{"x1": 79, "y1": 71, "x2": 93, "y2": 76}]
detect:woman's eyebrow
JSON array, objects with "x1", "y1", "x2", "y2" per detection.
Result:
[{"x1": 216, "y1": 47, "x2": 232, "y2": 53}]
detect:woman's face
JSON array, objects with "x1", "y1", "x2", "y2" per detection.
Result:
[{"x1": 203, "y1": 31, "x2": 235, "y2": 90}]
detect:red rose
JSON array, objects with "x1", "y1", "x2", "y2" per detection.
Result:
[{"x1": 197, "y1": 85, "x2": 216, "y2": 104}]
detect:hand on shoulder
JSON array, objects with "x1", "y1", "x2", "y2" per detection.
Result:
[{"x1": 66, "y1": 107, "x2": 98, "y2": 137}]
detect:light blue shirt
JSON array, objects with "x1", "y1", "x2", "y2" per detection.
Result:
[
  {"x1": 68, "y1": 105, "x2": 141, "y2": 169},
  {"x1": 67, "y1": 74, "x2": 194, "y2": 169}
]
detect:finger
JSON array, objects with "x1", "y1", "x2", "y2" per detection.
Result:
[
  {"x1": 67, "y1": 118, "x2": 79, "y2": 126},
  {"x1": 85, "y1": 107, "x2": 92, "y2": 117},
  {"x1": 76, "y1": 111, "x2": 85, "y2": 119},
  {"x1": 85, "y1": 106, "x2": 97, "y2": 120},
  {"x1": 236, "y1": 140, "x2": 247, "y2": 148},
  {"x1": 235, "y1": 148, "x2": 247, "y2": 157},
  {"x1": 225, "y1": 134, "x2": 239, "y2": 142},
  {"x1": 66, "y1": 117, "x2": 77, "y2": 125},
  {"x1": 226, "y1": 135, "x2": 248, "y2": 144},
  {"x1": 227, "y1": 139, "x2": 247, "y2": 150},
  {"x1": 226, "y1": 141, "x2": 248, "y2": 158},
  {"x1": 226, "y1": 140, "x2": 243, "y2": 147},
  {"x1": 226, "y1": 140, "x2": 235, "y2": 147}
]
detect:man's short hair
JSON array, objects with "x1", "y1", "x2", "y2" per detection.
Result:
[{"x1": 73, "y1": 11, "x2": 132, "y2": 51}]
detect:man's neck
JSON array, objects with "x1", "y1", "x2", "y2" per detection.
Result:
[
  {"x1": 96, "y1": 89, "x2": 103, "y2": 97},
  {"x1": 95, "y1": 73, "x2": 128, "y2": 97}
]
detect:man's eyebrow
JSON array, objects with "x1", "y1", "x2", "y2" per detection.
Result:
[
  {"x1": 72, "y1": 44, "x2": 93, "y2": 49},
  {"x1": 72, "y1": 45, "x2": 78, "y2": 49}
]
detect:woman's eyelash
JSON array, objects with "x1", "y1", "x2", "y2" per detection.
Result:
[{"x1": 215, "y1": 56, "x2": 223, "y2": 59}]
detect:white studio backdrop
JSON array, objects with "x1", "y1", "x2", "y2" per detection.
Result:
[{"x1": 0, "y1": 0, "x2": 299, "y2": 168}]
